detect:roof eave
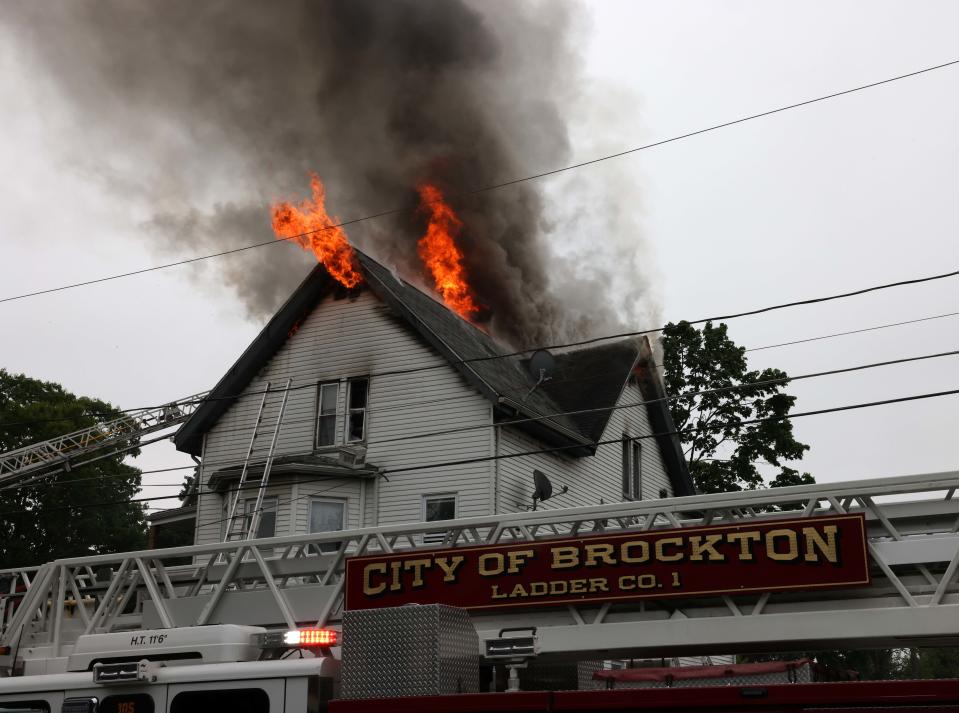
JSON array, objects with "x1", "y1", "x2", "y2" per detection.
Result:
[
  {"x1": 634, "y1": 339, "x2": 696, "y2": 497},
  {"x1": 173, "y1": 263, "x2": 333, "y2": 456}
]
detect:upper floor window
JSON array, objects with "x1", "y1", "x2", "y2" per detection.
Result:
[
  {"x1": 347, "y1": 378, "x2": 369, "y2": 442},
  {"x1": 621, "y1": 436, "x2": 642, "y2": 500},
  {"x1": 317, "y1": 382, "x2": 339, "y2": 447},
  {"x1": 316, "y1": 377, "x2": 369, "y2": 448}
]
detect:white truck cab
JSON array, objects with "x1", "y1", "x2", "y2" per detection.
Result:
[{"x1": 0, "y1": 626, "x2": 339, "y2": 713}]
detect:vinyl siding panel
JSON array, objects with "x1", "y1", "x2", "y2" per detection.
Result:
[
  {"x1": 195, "y1": 288, "x2": 492, "y2": 544},
  {"x1": 494, "y1": 379, "x2": 674, "y2": 515}
]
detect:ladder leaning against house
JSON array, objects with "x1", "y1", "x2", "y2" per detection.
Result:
[{"x1": 223, "y1": 378, "x2": 294, "y2": 542}]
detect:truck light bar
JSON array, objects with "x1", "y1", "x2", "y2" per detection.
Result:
[
  {"x1": 254, "y1": 628, "x2": 338, "y2": 649},
  {"x1": 285, "y1": 628, "x2": 337, "y2": 647}
]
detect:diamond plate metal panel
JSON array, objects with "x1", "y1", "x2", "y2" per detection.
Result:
[{"x1": 342, "y1": 605, "x2": 479, "y2": 699}]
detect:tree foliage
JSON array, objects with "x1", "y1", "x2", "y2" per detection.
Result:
[
  {"x1": 742, "y1": 647, "x2": 959, "y2": 680},
  {"x1": 0, "y1": 369, "x2": 147, "y2": 569},
  {"x1": 661, "y1": 321, "x2": 812, "y2": 494}
]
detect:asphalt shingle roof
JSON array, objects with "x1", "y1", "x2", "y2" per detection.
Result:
[{"x1": 174, "y1": 248, "x2": 693, "y2": 495}]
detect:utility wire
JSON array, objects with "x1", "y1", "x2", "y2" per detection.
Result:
[
  {"x1": 2, "y1": 58, "x2": 957, "y2": 306},
  {"x1": 4, "y1": 283, "x2": 959, "y2": 434},
  {"x1": 3, "y1": 385, "x2": 959, "y2": 519},
  {"x1": 6, "y1": 346, "x2": 959, "y2": 494},
  {"x1": 381, "y1": 386, "x2": 959, "y2": 477}
]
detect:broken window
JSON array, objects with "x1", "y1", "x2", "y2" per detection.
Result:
[{"x1": 347, "y1": 378, "x2": 368, "y2": 442}]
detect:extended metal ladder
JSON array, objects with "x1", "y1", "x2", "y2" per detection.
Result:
[
  {"x1": 3, "y1": 470, "x2": 959, "y2": 673},
  {"x1": 0, "y1": 391, "x2": 210, "y2": 490},
  {"x1": 223, "y1": 378, "x2": 293, "y2": 542}
]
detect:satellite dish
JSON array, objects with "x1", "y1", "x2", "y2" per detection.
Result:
[
  {"x1": 531, "y1": 469, "x2": 568, "y2": 510},
  {"x1": 533, "y1": 469, "x2": 553, "y2": 502},
  {"x1": 528, "y1": 350, "x2": 556, "y2": 385}
]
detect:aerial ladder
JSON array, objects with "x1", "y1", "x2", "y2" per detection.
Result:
[
  {"x1": 2, "y1": 469, "x2": 958, "y2": 677},
  {"x1": 0, "y1": 391, "x2": 209, "y2": 490}
]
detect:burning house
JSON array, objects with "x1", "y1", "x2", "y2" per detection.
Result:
[{"x1": 171, "y1": 238, "x2": 693, "y2": 546}]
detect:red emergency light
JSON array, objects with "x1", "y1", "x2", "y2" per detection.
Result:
[{"x1": 283, "y1": 628, "x2": 338, "y2": 647}]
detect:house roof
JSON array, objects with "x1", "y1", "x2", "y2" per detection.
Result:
[
  {"x1": 173, "y1": 248, "x2": 694, "y2": 496},
  {"x1": 206, "y1": 454, "x2": 379, "y2": 492},
  {"x1": 146, "y1": 504, "x2": 197, "y2": 526}
]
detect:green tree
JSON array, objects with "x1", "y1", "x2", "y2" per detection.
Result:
[
  {"x1": 0, "y1": 369, "x2": 147, "y2": 569},
  {"x1": 661, "y1": 321, "x2": 812, "y2": 494}
]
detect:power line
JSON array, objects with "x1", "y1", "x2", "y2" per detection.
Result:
[
  {"x1": 3, "y1": 384, "x2": 958, "y2": 519},
  {"x1": 740, "y1": 310, "x2": 959, "y2": 354},
  {"x1": 7, "y1": 346, "x2": 959, "y2": 495},
  {"x1": 4, "y1": 275, "x2": 959, "y2": 437},
  {"x1": 2, "y1": 59, "x2": 957, "y2": 306},
  {"x1": 381, "y1": 386, "x2": 959, "y2": 477}
]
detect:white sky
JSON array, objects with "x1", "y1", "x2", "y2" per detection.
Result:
[{"x1": 1, "y1": 2, "x2": 958, "y2": 514}]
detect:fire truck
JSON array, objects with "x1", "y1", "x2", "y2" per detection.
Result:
[{"x1": 2, "y1": 408, "x2": 959, "y2": 711}]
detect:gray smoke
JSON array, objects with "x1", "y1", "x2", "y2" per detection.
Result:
[{"x1": 3, "y1": 0, "x2": 656, "y2": 348}]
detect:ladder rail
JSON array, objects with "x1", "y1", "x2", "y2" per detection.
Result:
[
  {"x1": 246, "y1": 378, "x2": 293, "y2": 541},
  {"x1": 3, "y1": 470, "x2": 959, "y2": 670},
  {"x1": 223, "y1": 384, "x2": 273, "y2": 540},
  {"x1": 0, "y1": 391, "x2": 210, "y2": 488}
]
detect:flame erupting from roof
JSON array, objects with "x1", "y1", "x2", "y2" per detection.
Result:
[
  {"x1": 271, "y1": 173, "x2": 362, "y2": 289},
  {"x1": 417, "y1": 183, "x2": 481, "y2": 320}
]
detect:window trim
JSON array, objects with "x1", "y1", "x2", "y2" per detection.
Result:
[
  {"x1": 315, "y1": 381, "x2": 340, "y2": 448},
  {"x1": 309, "y1": 496, "x2": 348, "y2": 553},
  {"x1": 621, "y1": 435, "x2": 642, "y2": 500},
  {"x1": 308, "y1": 496, "x2": 348, "y2": 534},
  {"x1": 346, "y1": 377, "x2": 369, "y2": 443},
  {"x1": 631, "y1": 440, "x2": 642, "y2": 500},
  {"x1": 422, "y1": 493, "x2": 458, "y2": 545},
  {"x1": 243, "y1": 496, "x2": 278, "y2": 539}
]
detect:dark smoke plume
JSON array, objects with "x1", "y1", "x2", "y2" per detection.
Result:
[{"x1": 3, "y1": 0, "x2": 655, "y2": 348}]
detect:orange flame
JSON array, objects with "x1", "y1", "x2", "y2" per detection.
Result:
[
  {"x1": 417, "y1": 183, "x2": 481, "y2": 319},
  {"x1": 271, "y1": 173, "x2": 362, "y2": 288}
]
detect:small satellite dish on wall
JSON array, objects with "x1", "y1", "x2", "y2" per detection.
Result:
[{"x1": 531, "y1": 469, "x2": 568, "y2": 511}]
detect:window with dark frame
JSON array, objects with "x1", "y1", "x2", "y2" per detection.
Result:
[
  {"x1": 316, "y1": 382, "x2": 339, "y2": 447},
  {"x1": 631, "y1": 440, "x2": 642, "y2": 500},
  {"x1": 622, "y1": 436, "x2": 642, "y2": 500},
  {"x1": 423, "y1": 494, "x2": 456, "y2": 545},
  {"x1": 347, "y1": 378, "x2": 369, "y2": 442},
  {"x1": 244, "y1": 496, "x2": 277, "y2": 539},
  {"x1": 310, "y1": 498, "x2": 346, "y2": 553},
  {"x1": 170, "y1": 688, "x2": 269, "y2": 713}
]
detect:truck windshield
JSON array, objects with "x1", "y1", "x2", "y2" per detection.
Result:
[
  {"x1": 171, "y1": 689, "x2": 269, "y2": 713},
  {"x1": 0, "y1": 703, "x2": 50, "y2": 713}
]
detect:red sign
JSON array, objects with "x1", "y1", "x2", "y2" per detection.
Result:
[{"x1": 344, "y1": 514, "x2": 870, "y2": 611}]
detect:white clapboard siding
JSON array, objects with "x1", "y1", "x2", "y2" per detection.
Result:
[
  {"x1": 495, "y1": 379, "x2": 674, "y2": 514},
  {"x1": 192, "y1": 482, "x2": 293, "y2": 547},
  {"x1": 195, "y1": 289, "x2": 493, "y2": 545}
]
